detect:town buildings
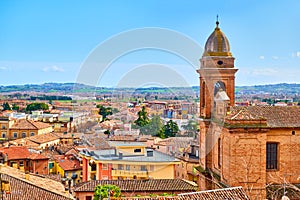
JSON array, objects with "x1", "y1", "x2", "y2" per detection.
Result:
[
  {"x1": 53, "y1": 154, "x2": 82, "y2": 185},
  {"x1": 0, "y1": 146, "x2": 49, "y2": 174},
  {"x1": 0, "y1": 116, "x2": 52, "y2": 140},
  {"x1": 80, "y1": 141, "x2": 180, "y2": 182}
]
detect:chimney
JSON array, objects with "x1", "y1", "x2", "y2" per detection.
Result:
[{"x1": 119, "y1": 152, "x2": 123, "y2": 159}]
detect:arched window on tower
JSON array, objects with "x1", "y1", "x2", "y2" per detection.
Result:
[
  {"x1": 214, "y1": 81, "x2": 226, "y2": 96},
  {"x1": 214, "y1": 81, "x2": 226, "y2": 110}
]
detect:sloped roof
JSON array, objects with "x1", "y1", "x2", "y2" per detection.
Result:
[
  {"x1": 10, "y1": 119, "x2": 51, "y2": 130},
  {"x1": 53, "y1": 132, "x2": 83, "y2": 139},
  {"x1": 53, "y1": 155, "x2": 81, "y2": 171},
  {"x1": 0, "y1": 146, "x2": 48, "y2": 160},
  {"x1": 5, "y1": 138, "x2": 39, "y2": 149},
  {"x1": 178, "y1": 186, "x2": 249, "y2": 200},
  {"x1": 28, "y1": 132, "x2": 59, "y2": 144},
  {"x1": 0, "y1": 165, "x2": 72, "y2": 200},
  {"x1": 229, "y1": 106, "x2": 300, "y2": 128},
  {"x1": 74, "y1": 179, "x2": 197, "y2": 192},
  {"x1": 228, "y1": 107, "x2": 263, "y2": 121},
  {"x1": 119, "y1": 186, "x2": 249, "y2": 200}
]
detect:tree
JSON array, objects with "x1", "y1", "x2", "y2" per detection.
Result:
[
  {"x1": 157, "y1": 120, "x2": 179, "y2": 139},
  {"x1": 182, "y1": 120, "x2": 199, "y2": 137},
  {"x1": 104, "y1": 129, "x2": 110, "y2": 135},
  {"x1": 97, "y1": 105, "x2": 112, "y2": 122},
  {"x1": 2, "y1": 102, "x2": 11, "y2": 111},
  {"x1": 26, "y1": 102, "x2": 49, "y2": 112},
  {"x1": 94, "y1": 184, "x2": 121, "y2": 200},
  {"x1": 134, "y1": 106, "x2": 150, "y2": 127},
  {"x1": 139, "y1": 115, "x2": 163, "y2": 135},
  {"x1": 12, "y1": 104, "x2": 20, "y2": 111}
]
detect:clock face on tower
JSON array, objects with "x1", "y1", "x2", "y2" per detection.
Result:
[{"x1": 217, "y1": 60, "x2": 223, "y2": 65}]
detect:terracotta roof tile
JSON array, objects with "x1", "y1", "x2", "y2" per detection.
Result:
[
  {"x1": 54, "y1": 155, "x2": 81, "y2": 171},
  {"x1": 28, "y1": 132, "x2": 59, "y2": 144},
  {"x1": 10, "y1": 119, "x2": 51, "y2": 130},
  {"x1": 119, "y1": 186, "x2": 249, "y2": 200},
  {"x1": 74, "y1": 179, "x2": 197, "y2": 192},
  {"x1": 28, "y1": 153, "x2": 48, "y2": 160},
  {"x1": 177, "y1": 186, "x2": 249, "y2": 200},
  {"x1": 0, "y1": 146, "x2": 48, "y2": 160},
  {"x1": 0, "y1": 165, "x2": 72, "y2": 200},
  {"x1": 228, "y1": 108, "x2": 262, "y2": 120},
  {"x1": 229, "y1": 106, "x2": 300, "y2": 128},
  {"x1": 5, "y1": 138, "x2": 39, "y2": 148},
  {"x1": 0, "y1": 146, "x2": 30, "y2": 160},
  {"x1": 53, "y1": 132, "x2": 83, "y2": 139}
]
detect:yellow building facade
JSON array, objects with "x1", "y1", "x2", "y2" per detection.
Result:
[{"x1": 81, "y1": 141, "x2": 180, "y2": 182}]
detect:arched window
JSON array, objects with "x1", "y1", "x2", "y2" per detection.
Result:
[{"x1": 214, "y1": 81, "x2": 226, "y2": 96}]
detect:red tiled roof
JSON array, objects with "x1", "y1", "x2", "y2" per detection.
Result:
[
  {"x1": 28, "y1": 132, "x2": 59, "y2": 144},
  {"x1": 53, "y1": 132, "x2": 82, "y2": 139},
  {"x1": 0, "y1": 165, "x2": 72, "y2": 200},
  {"x1": 10, "y1": 119, "x2": 51, "y2": 130},
  {"x1": 0, "y1": 146, "x2": 48, "y2": 160},
  {"x1": 54, "y1": 155, "x2": 81, "y2": 171},
  {"x1": 177, "y1": 186, "x2": 249, "y2": 200},
  {"x1": 74, "y1": 179, "x2": 197, "y2": 192},
  {"x1": 119, "y1": 186, "x2": 249, "y2": 200},
  {"x1": 229, "y1": 106, "x2": 300, "y2": 128},
  {"x1": 28, "y1": 153, "x2": 48, "y2": 160},
  {"x1": 0, "y1": 146, "x2": 30, "y2": 160}
]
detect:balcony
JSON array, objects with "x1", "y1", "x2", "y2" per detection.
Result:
[{"x1": 112, "y1": 169, "x2": 148, "y2": 178}]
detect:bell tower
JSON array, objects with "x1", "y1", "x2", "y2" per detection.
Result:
[
  {"x1": 197, "y1": 19, "x2": 238, "y2": 173},
  {"x1": 197, "y1": 19, "x2": 238, "y2": 119}
]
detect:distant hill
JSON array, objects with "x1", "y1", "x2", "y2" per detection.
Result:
[
  {"x1": 0, "y1": 82, "x2": 299, "y2": 96},
  {"x1": 235, "y1": 83, "x2": 300, "y2": 95}
]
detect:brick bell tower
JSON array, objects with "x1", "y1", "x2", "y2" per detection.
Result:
[{"x1": 197, "y1": 19, "x2": 238, "y2": 173}]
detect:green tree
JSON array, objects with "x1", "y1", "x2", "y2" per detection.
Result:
[
  {"x1": 104, "y1": 129, "x2": 110, "y2": 135},
  {"x1": 157, "y1": 120, "x2": 179, "y2": 139},
  {"x1": 26, "y1": 102, "x2": 49, "y2": 112},
  {"x1": 12, "y1": 104, "x2": 20, "y2": 111},
  {"x1": 141, "y1": 115, "x2": 163, "y2": 135},
  {"x1": 182, "y1": 120, "x2": 199, "y2": 137},
  {"x1": 97, "y1": 105, "x2": 112, "y2": 122},
  {"x1": 94, "y1": 184, "x2": 121, "y2": 200},
  {"x1": 134, "y1": 106, "x2": 150, "y2": 127},
  {"x1": 2, "y1": 102, "x2": 11, "y2": 111}
]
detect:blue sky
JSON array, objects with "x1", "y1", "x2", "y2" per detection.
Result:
[{"x1": 0, "y1": 0, "x2": 300, "y2": 87}]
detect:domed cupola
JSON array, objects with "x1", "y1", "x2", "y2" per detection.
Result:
[{"x1": 203, "y1": 19, "x2": 232, "y2": 57}]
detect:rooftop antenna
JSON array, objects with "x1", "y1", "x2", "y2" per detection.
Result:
[{"x1": 216, "y1": 14, "x2": 219, "y2": 27}]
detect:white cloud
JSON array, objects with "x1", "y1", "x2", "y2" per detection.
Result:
[
  {"x1": 296, "y1": 52, "x2": 300, "y2": 58},
  {"x1": 259, "y1": 56, "x2": 265, "y2": 60},
  {"x1": 272, "y1": 56, "x2": 279, "y2": 60},
  {"x1": 0, "y1": 66, "x2": 7, "y2": 70},
  {"x1": 43, "y1": 65, "x2": 64, "y2": 72}
]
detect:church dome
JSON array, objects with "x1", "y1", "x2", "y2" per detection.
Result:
[{"x1": 203, "y1": 20, "x2": 232, "y2": 57}]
